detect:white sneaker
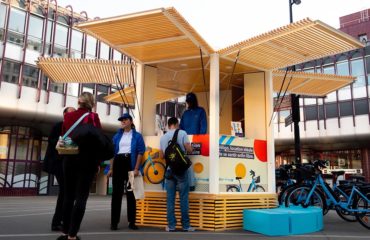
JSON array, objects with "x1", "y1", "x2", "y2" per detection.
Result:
[
  {"x1": 183, "y1": 226, "x2": 195, "y2": 232},
  {"x1": 165, "y1": 226, "x2": 176, "y2": 232}
]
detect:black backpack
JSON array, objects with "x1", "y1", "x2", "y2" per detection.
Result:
[{"x1": 164, "y1": 129, "x2": 192, "y2": 175}]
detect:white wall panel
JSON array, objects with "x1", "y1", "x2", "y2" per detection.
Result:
[{"x1": 4, "y1": 43, "x2": 22, "y2": 61}]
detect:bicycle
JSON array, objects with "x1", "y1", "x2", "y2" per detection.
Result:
[
  {"x1": 285, "y1": 160, "x2": 370, "y2": 229},
  {"x1": 226, "y1": 170, "x2": 265, "y2": 192},
  {"x1": 142, "y1": 147, "x2": 166, "y2": 184}
]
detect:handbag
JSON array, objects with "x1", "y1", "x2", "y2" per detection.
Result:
[
  {"x1": 128, "y1": 171, "x2": 145, "y2": 200},
  {"x1": 56, "y1": 112, "x2": 89, "y2": 155}
]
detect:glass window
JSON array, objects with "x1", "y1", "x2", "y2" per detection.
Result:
[
  {"x1": 82, "y1": 83, "x2": 94, "y2": 94},
  {"x1": 336, "y1": 61, "x2": 349, "y2": 76},
  {"x1": 28, "y1": 15, "x2": 43, "y2": 39},
  {"x1": 71, "y1": 29, "x2": 83, "y2": 51},
  {"x1": 278, "y1": 110, "x2": 290, "y2": 124},
  {"x1": 304, "y1": 105, "x2": 318, "y2": 121},
  {"x1": 1, "y1": 60, "x2": 20, "y2": 84},
  {"x1": 325, "y1": 103, "x2": 338, "y2": 118},
  {"x1": 100, "y1": 42, "x2": 110, "y2": 59},
  {"x1": 323, "y1": 65, "x2": 334, "y2": 74},
  {"x1": 6, "y1": 31, "x2": 24, "y2": 46},
  {"x1": 318, "y1": 105, "x2": 324, "y2": 120},
  {"x1": 339, "y1": 101, "x2": 353, "y2": 117},
  {"x1": 57, "y1": 15, "x2": 69, "y2": 25},
  {"x1": 113, "y1": 50, "x2": 122, "y2": 61},
  {"x1": 8, "y1": 8, "x2": 25, "y2": 33},
  {"x1": 354, "y1": 99, "x2": 368, "y2": 115},
  {"x1": 49, "y1": 82, "x2": 64, "y2": 93},
  {"x1": 55, "y1": 23, "x2": 68, "y2": 47},
  {"x1": 351, "y1": 58, "x2": 365, "y2": 87},
  {"x1": 97, "y1": 84, "x2": 109, "y2": 102},
  {"x1": 86, "y1": 35, "x2": 96, "y2": 58},
  {"x1": 22, "y1": 65, "x2": 39, "y2": 88},
  {"x1": 303, "y1": 68, "x2": 315, "y2": 73},
  {"x1": 366, "y1": 56, "x2": 370, "y2": 75},
  {"x1": 0, "y1": 3, "x2": 6, "y2": 29}
]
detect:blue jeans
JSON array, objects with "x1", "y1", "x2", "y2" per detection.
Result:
[{"x1": 165, "y1": 169, "x2": 190, "y2": 230}]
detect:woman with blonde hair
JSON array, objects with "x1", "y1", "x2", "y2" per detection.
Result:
[{"x1": 57, "y1": 92, "x2": 102, "y2": 240}]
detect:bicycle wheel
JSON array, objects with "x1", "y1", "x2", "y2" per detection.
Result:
[
  {"x1": 226, "y1": 186, "x2": 240, "y2": 192},
  {"x1": 145, "y1": 161, "x2": 166, "y2": 184},
  {"x1": 278, "y1": 184, "x2": 297, "y2": 206},
  {"x1": 355, "y1": 194, "x2": 370, "y2": 229},
  {"x1": 285, "y1": 185, "x2": 327, "y2": 214},
  {"x1": 334, "y1": 189, "x2": 357, "y2": 222},
  {"x1": 253, "y1": 185, "x2": 265, "y2": 192}
]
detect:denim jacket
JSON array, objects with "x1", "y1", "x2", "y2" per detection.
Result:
[{"x1": 112, "y1": 128, "x2": 145, "y2": 172}]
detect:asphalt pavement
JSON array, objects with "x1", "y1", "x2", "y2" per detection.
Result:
[{"x1": 0, "y1": 195, "x2": 369, "y2": 240}]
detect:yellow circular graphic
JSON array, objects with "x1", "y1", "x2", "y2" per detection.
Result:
[
  {"x1": 193, "y1": 162, "x2": 204, "y2": 174},
  {"x1": 235, "y1": 163, "x2": 246, "y2": 178}
]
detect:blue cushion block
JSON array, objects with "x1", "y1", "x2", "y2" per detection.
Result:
[
  {"x1": 243, "y1": 206, "x2": 323, "y2": 236},
  {"x1": 243, "y1": 208, "x2": 290, "y2": 236}
]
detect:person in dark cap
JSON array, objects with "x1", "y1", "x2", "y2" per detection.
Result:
[
  {"x1": 180, "y1": 92, "x2": 207, "y2": 191},
  {"x1": 108, "y1": 113, "x2": 145, "y2": 231},
  {"x1": 180, "y1": 93, "x2": 207, "y2": 135}
]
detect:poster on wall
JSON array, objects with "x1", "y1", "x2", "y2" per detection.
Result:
[{"x1": 142, "y1": 135, "x2": 268, "y2": 193}]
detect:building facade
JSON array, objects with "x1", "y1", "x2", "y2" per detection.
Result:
[
  {"x1": 0, "y1": 0, "x2": 128, "y2": 196},
  {"x1": 274, "y1": 8, "x2": 370, "y2": 181}
]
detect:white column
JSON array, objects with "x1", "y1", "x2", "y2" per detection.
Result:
[
  {"x1": 133, "y1": 63, "x2": 144, "y2": 132},
  {"x1": 209, "y1": 53, "x2": 220, "y2": 194},
  {"x1": 265, "y1": 70, "x2": 276, "y2": 193},
  {"x1": 141, "y1": 66, "x2": 157, "y2": 136}
]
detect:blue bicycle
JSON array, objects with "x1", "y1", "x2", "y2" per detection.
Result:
[
  {"x1": 226, "y1": 170, "x2": 265, "y2": 192},
  {"x1": 285, "y1": 160, "x2": 370, "y2": 229}
]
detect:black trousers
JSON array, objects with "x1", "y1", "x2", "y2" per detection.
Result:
[
  {"x1": 111, "y1": 154, "x2": 136, "y2": 226},
  {"x1": 51, "y1": 169, "x2": 64, "y2": 227},
  {"x1": 62, "y1": 155, "x2": 97, "y2": 237}
]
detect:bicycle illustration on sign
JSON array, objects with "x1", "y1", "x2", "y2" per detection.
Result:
[
  {"x1": 226, "y1": 169, "x2": 265, "y2": 192},
  {"x1": 142, "y1": 147, "x2": 166, "y2": 184}
]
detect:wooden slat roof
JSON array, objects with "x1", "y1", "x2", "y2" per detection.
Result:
[
  {"x1": 76, "y1": 7, "x2": 214, "y2": 64},
  {"x1": 37, "y1": 57, "x2": 134, "y2": 85},
  {"x1": 272, "y1": 70, "x2": 355, "y2": 96},
  {"x1": 218, "y1": 18, "x2": 364, "y2": 71}
]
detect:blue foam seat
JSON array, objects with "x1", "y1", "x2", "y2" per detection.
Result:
[{"x1": 243, "y1": 206, "x2": 323, "y2": 236}]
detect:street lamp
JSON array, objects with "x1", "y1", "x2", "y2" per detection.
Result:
[
  {"x1": 288, "y1": 0, "x2": 302, "y2": 164},
  {"x1": 289, "y1": 0, "x2": 301, "y2": 23}
]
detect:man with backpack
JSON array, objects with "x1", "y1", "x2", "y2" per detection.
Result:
[{"x1": 159, "y1": 117, "x2": 194, "y2": 232}]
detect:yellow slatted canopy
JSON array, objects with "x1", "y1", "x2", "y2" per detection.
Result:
[
  {"x1": 218, "y1": 18, "x2": 364, "y2": 71},
  {"x1": 37, "y1": 7, "x2": 363, "y2": 101},
  {"x1": 37, "y1": 57, "x2": 135, "y2": 85},
  {"x1": 76, "y1": 7, "x2": 214, "y2": 64},
  {"x1": 272, "y1": 70, "x2": 355, "y2": 96}
]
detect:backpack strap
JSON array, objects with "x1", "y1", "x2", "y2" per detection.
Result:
[
  {"x1": 168, "y1": 129, "x2": 180, "y2": 146},
  {"x1": 62, "y1": 112, "x2": 90, "y2": 140}
]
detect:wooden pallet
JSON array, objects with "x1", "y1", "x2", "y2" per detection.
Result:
[{"x1": 136, "y1": 192, "x2": 277, "y2": 231}]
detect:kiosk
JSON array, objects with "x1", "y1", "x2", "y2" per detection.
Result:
[{"x1": 38, "y1": 7, "x2": 362, "y2": 231}]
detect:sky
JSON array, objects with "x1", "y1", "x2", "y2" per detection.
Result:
[{"x1": 56, "y1": 0, "x2": 370, "y2": 50}]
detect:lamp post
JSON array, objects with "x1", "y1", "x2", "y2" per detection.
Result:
[{"x1": 289, "y1": 0, "x2": 302, "y2": 164}]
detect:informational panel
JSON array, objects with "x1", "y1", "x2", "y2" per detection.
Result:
[{"x1": 143, "y1": 135, "x2": 267, "y2": 193}]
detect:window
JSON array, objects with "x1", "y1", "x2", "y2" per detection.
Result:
[
  {"x1": 27, "y1": 15, "x2": 43, "y2": 52},
  {"x1": 336, "y1": 61, "x2": 349, "y2": 76},
  {"x1": 339, "y1": 101, "x2": 353, "y2": 117},
  {"x1": 57, "y1": 15, "x2": 69, "y2": 25},
  {"x1": 166, "y1": 102, "x2": 176, "y2": 117},
  {"x1": 304, "y1": 105, "x2": 318, "y2": 121},
  {"x1": 318, "y1": 105, "x2": 324, "y2": 120},
  {"x1": 0, "y1": 3, "x2": 6, "y2": 30},
  {"x1": 97, "y1": 84, "x2": 109, "y2": 102},
  {"x1": 100, "y1": 43, "x2": 110, "y2": 60},
  {"x1": 351, "y1": 58, "x2": 365, "y2": 87},
  {"x1": 113, "y1": 50, "x2": 122, "y2": 61},
  {"x1": 71, "y1": 29, "x2": 83, "y2": 58},
  {"x1": 1, "y1": 60, "x2": 20, "y2": 84},
  {"x1": 54, "y1": 24, "x2": 68, "y2": 57},
  {"x1": 323, "y1": 65, "x2": 334, "y2": 74},
  {"x1": 86, "y1": 35, "x2": 96, "y2": 58},
  {"x1": 354, "y1": 99, "x2": 368, "y2": 115},
  {"x1": 22, "y1": 65, "x2": 39, "y2": 88},
  {"x1": 279, "y1": 110, "x2": 290, "y2": 124},
  {"x1": 325, "y1": 103, "x2": 338, "y2": 118},
  {"x1": 8, "y1": 8, "x2": 25, "y2": 33},
  {"x1": 358, "y1": 34, "x2": 367, "y2": 44},
  {"x1": 49, "y1": 82, "x2": 64, "y2": 93}
]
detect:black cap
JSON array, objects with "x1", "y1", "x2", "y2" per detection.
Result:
[{"x1": 118, "y1": 113, "x2": 132, "y2": 121}]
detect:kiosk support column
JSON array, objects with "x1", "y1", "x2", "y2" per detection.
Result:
[
  {"x1": 209, "y1": 53, "x2": 220, "y2": 194},
  {"x1": 133, "y1": 63, "x2": 144, "y2": 132},
  {"x1": 265, "y1": 70, "x2": 276, "y2": 192}
]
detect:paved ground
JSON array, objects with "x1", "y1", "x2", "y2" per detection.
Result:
[{"x1": 0, "y1": 196, "x2": 369, "y2": 240}]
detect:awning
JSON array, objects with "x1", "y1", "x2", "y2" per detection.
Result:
[
  {"x1": 76, "y1": 8, "x2": 214, "y2": 64},
  {"x1": 218, "y1": 18, "x2": 364, "y2": 71},
  {"x1": 37, "y1": 57, "x2": 135, "y2": 85},
  {"x1": 104, "y1": 86, "x2": 186, "y2": 105},
  {"x1": 272, "y1": 70, "x2": 355, "y2": 96}
]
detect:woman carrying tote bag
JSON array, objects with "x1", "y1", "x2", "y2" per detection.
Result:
[{"x1": 57, "y1": 92, "x2": 101, "y2": 240}]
